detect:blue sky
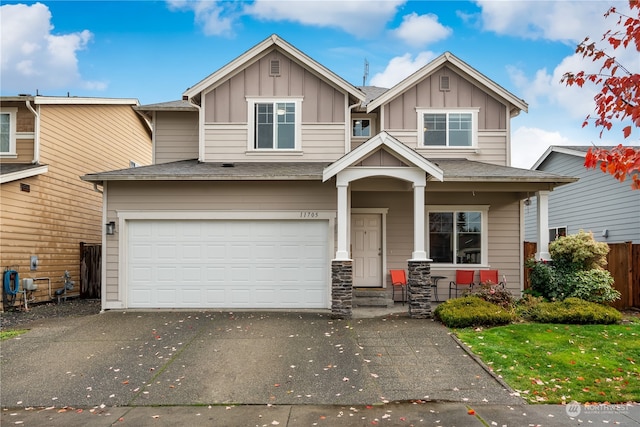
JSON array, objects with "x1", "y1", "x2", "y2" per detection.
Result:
[{"x1": 1, "y1": 1, "x2": 638, "y2": 167}]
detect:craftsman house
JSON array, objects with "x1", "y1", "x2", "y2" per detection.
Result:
[
  {"x1": 82, "y1": 35, "x2": 575, "y2": 317},
  {"x1": 1, "y1": 96, "x2": 151, "y2": 307}
]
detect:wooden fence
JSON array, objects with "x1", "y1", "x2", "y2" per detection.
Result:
[
  {"x1": 523, "y1": 241, "x2": 639, "y2": 309},
  {"x1": 80, "y1": 242, "x2": 101, "y2": 299}
]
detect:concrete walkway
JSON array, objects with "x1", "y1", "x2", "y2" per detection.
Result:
[{"x1": 1, "y1": 308, "x2": 638, "y2": 426}]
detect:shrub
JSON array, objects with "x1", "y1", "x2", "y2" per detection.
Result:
[
  {"x1": 528, "y1": 297, "x2": 621, "y2": 324},
  {"x1": 514, "y1": 294, "x2": 545, "y2": 320},
  {"x1": 526, "y1": 231, "x2": 619, "y2": 304},
  {"x1": 464, "y1": 283, "x2": 515, "y2": 309},
  {"x1": 526, "y1": 259, "x2": 564, "y2": 300},
  {"x1": 565, "y1": 269, "x2": 620, "y2": 303},
  {"x1": 549, "y1": 230, "x2": 609, "y2": 271},
  {"x1": 434, "y1": 296, "x2": 515, "y2": 328}
]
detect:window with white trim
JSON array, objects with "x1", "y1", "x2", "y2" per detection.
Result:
[
  {"x1": 0, "y1": 108, "x2": 17, "y2": 156},
  {"x1": 248, "y1": 99, "x2": 301, "y2": 150},
  {"x1": 417, "y1": 109, "x2": 478, "y2": 147},
  {"x1": 352, "y1": 118, "x2": 371, "y2": 138},
  {"x1": 549, "y1": 226, "x2": 567, "y2": 242},
  {"x1": 427, "y1": 206, "x2": 488, "y2": 265}
]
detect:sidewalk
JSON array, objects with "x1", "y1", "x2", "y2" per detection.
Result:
[{"x1": 2, "y1": 402, "x2": 639, "y2": 426}]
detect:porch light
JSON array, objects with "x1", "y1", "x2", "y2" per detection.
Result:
[{"x1": 106, "y1": 221, "x2": 116, "y2": 235}]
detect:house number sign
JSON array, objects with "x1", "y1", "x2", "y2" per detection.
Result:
[{"x1": 299, "y1": 211, "x2": 319, "y2": 218}]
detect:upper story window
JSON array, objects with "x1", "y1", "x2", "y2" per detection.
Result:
[
  {"x1": 427, "y1": 206, "x2": 488, "y2": 265},
  {"x1": 417, "y1": 109, "x2": 478, "y2": 147},
  {"x1": 352, "y1": 118, "x2": 371, "y2": 138},
  {"x1": 0, "y1": 108, "x2": 17, "y2": 156},
  {"x1": 248, "y1": 98, "x2": 301, "y2": 151}
]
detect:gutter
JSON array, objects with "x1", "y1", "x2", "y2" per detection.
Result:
[{"x1": 25, "y1": 99, "x2": 40, "y2": 164}]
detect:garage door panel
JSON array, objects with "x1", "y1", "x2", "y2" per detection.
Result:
[{"x1": 127, "y1": 220, "x2": 329, "y2": 309}]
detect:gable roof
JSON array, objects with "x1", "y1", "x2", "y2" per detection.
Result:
[
  {"x1": 531, "y1": 145, "x2": 617, "y2": 170},
  {"x1": 323, "y1": 131, "x2": 444, "y2": 182},
  {"x1": 183, "y1": 34, "x2": 366, "y2": 103},
  {"x1": 365, "y1": 52, "x2": 528, "y2": 116}
]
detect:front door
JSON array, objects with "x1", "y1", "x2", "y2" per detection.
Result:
[{"x1": 351, "y1": 214, "x2": 382, "y2": 287}]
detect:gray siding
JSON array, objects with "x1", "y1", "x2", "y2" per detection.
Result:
[
  {"x1": 524, "y1": 151, "x2": 640, "y2": 244},
  {"x1": 154, "y1": 111, "x2": 199, "y2": 164}
]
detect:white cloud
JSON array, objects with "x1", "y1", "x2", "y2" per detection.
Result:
[
  {"x1": 369, "y1": 51, "x2": 436, "y2": 87},
  {"x1": 166, "y1": 0, "x2": 235, "y2": 36},
  {"x1": 245, "y1": 0, "x2": 404, "y2": 37},
  {"x1": 0, "y1": 3, "x2": 105, "y2": 94},
  {"x1": 475, "y1": 0, "x2": 622, "y2": 42},
  {"x1": 391, "y1": 12, "x2": 452, "y2": 47},
  {"x1": 511, "y1": 126, "x2": 576, "y2": 169}
]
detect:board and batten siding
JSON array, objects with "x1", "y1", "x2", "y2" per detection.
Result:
[
  {"x1": 103, "y1": 181, "x2": 338, "y2": 305},
  {"x1": 0, "y1": 104, "x2": 151, "y2": 302},
  {"x1": 351, "y1": 188, "x2": 523, "y2": 294},
  {"x1": 524, "y1": 152, "x2": 640, "y2": 244},
  {"x1": 154, "y1": 111, "x2": 198, "y2": 164},
  {"x1": 197, "y1": 49, "x2": 348, "y2": 163}
]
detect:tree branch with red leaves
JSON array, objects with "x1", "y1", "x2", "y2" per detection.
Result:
[{"x1": 562, "y1": 1, "x2": 640, "y2": 189}]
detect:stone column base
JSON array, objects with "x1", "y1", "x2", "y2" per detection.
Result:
[
  {"x1": 331, "y1": 260, "x2": 352, "y2": 319},
  {"x1": 408, "y1": 260, "x2": 432, "y2": 319}
]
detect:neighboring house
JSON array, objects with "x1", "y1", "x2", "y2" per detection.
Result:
[
  {"x1": 82, "y1": 35, "x2": 576, "y2": 317},
  {"x1": 1, "y1": 96, "x2": 152, "y2": 307},
  {"x1": 525, "y1": 145, "x2": 640, "y2": 244}
]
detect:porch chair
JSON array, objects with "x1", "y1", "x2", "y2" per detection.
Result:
[
  {"x1": 390, "y1": 269, "x2": 407, "y2": 305},
  {"x1": 449, "y1": 269, "x2": 475, "y2": 299},
  {"x1": 479, "y1": 269, "x2": 506, "y2": 288}
]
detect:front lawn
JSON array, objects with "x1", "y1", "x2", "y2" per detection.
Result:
[{"x1": 456, "y1": 322, "x2": 640, "y2": 404}]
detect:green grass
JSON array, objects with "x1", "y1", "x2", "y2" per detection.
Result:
[
  {"x1": 0, "y1": 329, "x2": 28, "y2": 340},
  {"x1": 456, "y1": 322, "x2": 640, "y2": 404}
]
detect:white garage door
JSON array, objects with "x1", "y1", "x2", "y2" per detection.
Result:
[{"x1": 127, "y1": 220, "x2": 329, "y2": 309}]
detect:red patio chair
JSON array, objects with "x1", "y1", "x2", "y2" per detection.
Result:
[
  {"x1": 449, "y1": 269, "x2": 475, "y2": 299},
  {"x1": 390, "y1": 269, "x2": 407, "y2": 305},
  {"x1": 479, "y1": 269, "x2": 505, "y2": 288}
]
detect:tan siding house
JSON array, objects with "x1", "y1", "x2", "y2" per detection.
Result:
[
  {"x1": 1, "y1": 97, "x2": 151, "y2": 309},
  {"x1": 83, "y1": 35, "x2": 576, "y2": 317}
]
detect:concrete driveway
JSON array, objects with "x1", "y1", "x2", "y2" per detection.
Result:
[{"x1": 1, "y1": 310, "x2": 522, "y2": 408}]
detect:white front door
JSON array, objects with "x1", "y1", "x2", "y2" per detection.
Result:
[{"x1": 351, "y1": 214, "x2": 382, "y2": 287}]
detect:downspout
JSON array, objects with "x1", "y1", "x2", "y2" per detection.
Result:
[
  {"x1": 25, "y1": 99, "x2": 40, "y2": 164},
  {"x1": 187, "y1": 96, "x2": 204, "y2": 162}
]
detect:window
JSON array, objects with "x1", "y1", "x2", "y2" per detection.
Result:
[
  {"x1": 249, "y1": 99, "x2": 300, "y2": 150},
  {"x1": 549, "y1": 226, "x2": 567, "y2": 242},
  {"x1": 427, "y1": 207, "x2": 488, "y2": 265},
  {"x1": 418, "y1": 109, "x2": 477, "y2": 147},
  {"x1": 0, "y1": 108, "x2": 17, "y2": 155},
  {"x1": 352, "y1": 118, "x2": 371, "y2": 138}
]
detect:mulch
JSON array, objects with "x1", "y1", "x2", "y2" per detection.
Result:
[{"x1": 0, "y1": 298, "x2": 101, "y2": 330}]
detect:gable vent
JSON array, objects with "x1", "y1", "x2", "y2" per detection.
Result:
[
  {"x1": 270, "y1": 59, "x2": 280, "y2": 76},
  {"x1": 439, "y1": 75, "x2": 450, "y2": 91}
]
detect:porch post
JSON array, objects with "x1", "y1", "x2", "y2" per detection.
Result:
[
  {"x1": 412, "y1": 182, "x2": 428, "y2": 260},
  {"x1": 335, "y1": 183, "x2": 350, "y2": 260},
  {"x1": 331, "y1": 260, "x2": 352, "y2": 319},
  {"x1": 536, "y1": 190, "x2": 551, "y2": 260}
]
